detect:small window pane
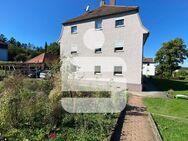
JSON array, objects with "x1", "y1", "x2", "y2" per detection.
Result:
[
  {"x1": 71, "y1": 51, "x2": 77, "y2": 54},
  {"x1": 94, "y1": 66, "x2": 101, "y2": 74},
  {"x1": 95, "y1": 20, "x2": 102, "y2": 29},
  {"x1": 115, "y1": 19, "x2": 124, "y2": 27},
  {"x1": 95, "y1": 48, "x2": 102, "y2": 53},
  {"x1": 114, "y1": 66, "x2": 123, "y2": 75},
  {"x1": 114, "y1": 47, "x2": 123, "y2": 52},
  {"x1": 71, "y1": 26, "x2": 77, "y2": 33}
]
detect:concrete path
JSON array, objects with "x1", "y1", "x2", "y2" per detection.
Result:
[{"x1": 120, "y1": 95, "x2": 157, "y2": 141}]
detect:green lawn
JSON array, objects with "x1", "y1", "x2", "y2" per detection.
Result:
[
  {"x1": 144, "y1": 98, "x2": 188, "y2": 141},
  {"x1": 153, "y1": 115, "x2": 188, "y2": 141},
  {"x1": 151, "y1": 78, "x2": 188, "y2": 96}
]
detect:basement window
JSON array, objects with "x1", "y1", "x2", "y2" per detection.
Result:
[
  {"x1": 114, "y1": 66, "x2": 123, "y2": 76},
  {"x1": 94, "y1": 66, "x2": 101, "y2": 75},
  {"x1": 95, "y1": 48, "x2": 102, "y2": 54}
]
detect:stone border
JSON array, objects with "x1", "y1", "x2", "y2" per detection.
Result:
[{"x1": 148, "y1": 112, "x2": 163, "y2": 141}]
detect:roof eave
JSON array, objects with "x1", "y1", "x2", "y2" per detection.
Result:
[{"x1": 63, "y1": 8, "x2": 139, "y2": 26}]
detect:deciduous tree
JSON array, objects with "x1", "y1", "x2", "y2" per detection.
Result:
[{"x1": 155, "y1": 38, "x2": 188, "y2": 78}]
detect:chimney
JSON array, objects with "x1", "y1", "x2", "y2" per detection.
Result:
[
  {"x1": 110, "y1": 0, "x2": 116, "y2": 5},
  {"x1": 100, "y1": 0, "x2": 105, "y2": 7}
]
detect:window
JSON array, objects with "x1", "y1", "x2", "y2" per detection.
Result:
[
  {"x1": 114, "y1": 41, "x2": 124, "y2": 52},
  {"x1": 95, "y1": 20, "x2": 102, "y2": 29},
  {"x1": 114, "y1": 47, "x2": 123, "y2": 52},
  {"x1": 115, "y1": 19, "x2": 124, "y2": 27},
  {"x1": 71, "y1": 26, "x2": 77, "y2": 34},
  {"x1": 71, "y1": 46, "x2": 78, "y2": 54},
  {"x1": 114, "y1": 66, "x2": 123, "y2": 76},
  {"x1": 94, "y1": 66, "x2": 101, "y2": 75},
  {"x1": 95, "y1": 48, "x2": 102, "y2": 54}
]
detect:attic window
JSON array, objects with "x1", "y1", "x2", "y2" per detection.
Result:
[
  {"x1": 95, "y1": 20, "x2": 102, "y2": 29},
  {"x1": 115, "y1": 19, "x2": 124, "y2": 27},
  {"x1": 71, "y1": 26, "x2": 77, "y2": 34}
]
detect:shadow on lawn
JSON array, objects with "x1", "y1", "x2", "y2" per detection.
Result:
[{"x1": 151, "y1": 78, "x2": 188, "y2": 91}]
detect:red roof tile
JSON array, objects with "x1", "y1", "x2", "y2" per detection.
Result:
[
  {"x1": 63, "y1": 5, "x2": 138, "y2": 25},
  {"x1": 26, "y1": 53, "x2": 45, "y2": 64}
]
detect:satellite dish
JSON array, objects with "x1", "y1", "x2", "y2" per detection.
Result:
[{"x1": 86, "y1": 5, "x2": 90, "y2": 12}]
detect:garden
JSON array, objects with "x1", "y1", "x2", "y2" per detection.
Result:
[
  {"x1": 144, "y1": 74, "x2": 188, "y2": 141},
  {"x1": 0, "y1": 73, "x2": 118, "y2": 141}
]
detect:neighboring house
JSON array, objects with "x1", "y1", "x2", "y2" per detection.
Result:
[
  {"x1": 26, "y1": 53, "x2": 59, "y2": 68},
  {"x1": 143, "y1": 58, "x2": 155, "y2": 76},
  {"x1": 59, "y1": 0, "x2": 149, "y2": 92},
  {"x1": 0, "y1": 41, "x2": 8, "y2": 61}
]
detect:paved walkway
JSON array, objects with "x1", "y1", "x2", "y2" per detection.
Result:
[{"x1": 119, "y1": 95, "x2": 157, "y2": 141}]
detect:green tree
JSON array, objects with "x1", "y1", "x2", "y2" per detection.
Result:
[
  {"x1": 46, "y1": 42, "x2": 60, "y2": 55},
  {"x1": 0, "y1": 34, "x2": 7, "y2": 42},
  {"x1": 155, "y1": 38, "x2": 188, "y2": 78}
]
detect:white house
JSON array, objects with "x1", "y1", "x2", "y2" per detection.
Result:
[
  {"x1": 59, "y1": 0, "x2": 149, "y2": 92},
  {"x1": 143, "y1": 58, "x2": 155, "y2": 76}
]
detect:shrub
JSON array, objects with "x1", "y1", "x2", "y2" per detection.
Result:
[
  {"x1": 175, "y1": 70, "x2": 187, "y2": 80},
  {"x1": 0, "y1": 73, "x2": 118, "y2": 140}
]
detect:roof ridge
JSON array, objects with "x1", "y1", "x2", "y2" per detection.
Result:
[
  {"x1": 63, "y1": 5, "x2": 139, "y2": 25},
  {"x1": 102, "y1": 5, "x2": 138, "y2": 8}
]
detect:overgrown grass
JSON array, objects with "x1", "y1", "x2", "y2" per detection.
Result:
[
  {"x1": 0, "y1": 74, "x2": 118, "y2": 140},
  {"x1": 144, "y1": 97, "x2": 188, "y2": 141},
  {"x1": 151, "y1": 78, "x2": 188, "y2": 96}
]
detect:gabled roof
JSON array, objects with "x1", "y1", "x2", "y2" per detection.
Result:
[
  {"x1": 26, "y1": 53, "x2": 45, "y2": 64},
  {"x1": 143, "y1": 58, "x2": 154, "y2": 63},
  {"x1": 63, "y1": 5, "x2": 139, "y2": 25},
  {"x1": 26, "y1": 53, "x2": 59, "y2": 64}
]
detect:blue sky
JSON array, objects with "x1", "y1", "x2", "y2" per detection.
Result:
[{"x1": 0, "y1": 0, "x2": 188, "y2": 66}]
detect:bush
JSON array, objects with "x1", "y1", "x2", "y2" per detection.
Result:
[
  {"x1": 0, "y1": 73, "x2": 117, "y2": 140},
  {"x1": 175, "y1": 70, "x2": 187, "y2": 80}
]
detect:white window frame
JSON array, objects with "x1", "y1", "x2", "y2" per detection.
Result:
[
  {"x1": 94, "y1": 66, "x2": 101, "y2": 75},
  {"x1": 71, "y1": 45, "x2": 78, "y2": 55},
  {"x1": 114, "y1": 66, "x2": 123, "y2": 76},
  {"x1": 114, "y1": 41, "x2": 124, "y2": 52},
  {"x1": 95, "y1": 19, "x2": 102, "y2": 30},
  {"x1": 71, "y1": 25, "x2": 77, "y2": 34},
  {"x1": 115, "y1": 18, "x2": 125, "y2": 28},
  {"x1": 95, "y1": 48, "x2": 102, "y2": 54}
]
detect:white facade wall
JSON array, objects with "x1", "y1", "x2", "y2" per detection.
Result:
[
  {"x1": 143, "y1": 63, "x2": 155, "y2": 76},
  {"x1": 60, "y1": 12, "x2": 149, "y2": 91}
]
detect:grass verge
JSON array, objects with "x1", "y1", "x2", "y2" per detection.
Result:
[{"x1": 144, "y1": 97, "x2": 188, "y2": 141}]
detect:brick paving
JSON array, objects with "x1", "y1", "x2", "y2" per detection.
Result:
[{"x1": 119, "y1": 95, "x2": 156, "y2": 141}]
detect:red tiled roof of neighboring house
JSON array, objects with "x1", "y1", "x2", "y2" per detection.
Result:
[
  {"x1": 143, "y1": 58, "x2": 154, "y2": 63},
  {"x1": 26, "y1": 53, "x2": 45, "y2": 64},
  {"x1": 26, "y1": 53, "x2": 59, "y2": 64},
  {"x1": 63, "y1": 5, "x2": 139, "y2": 25}
]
